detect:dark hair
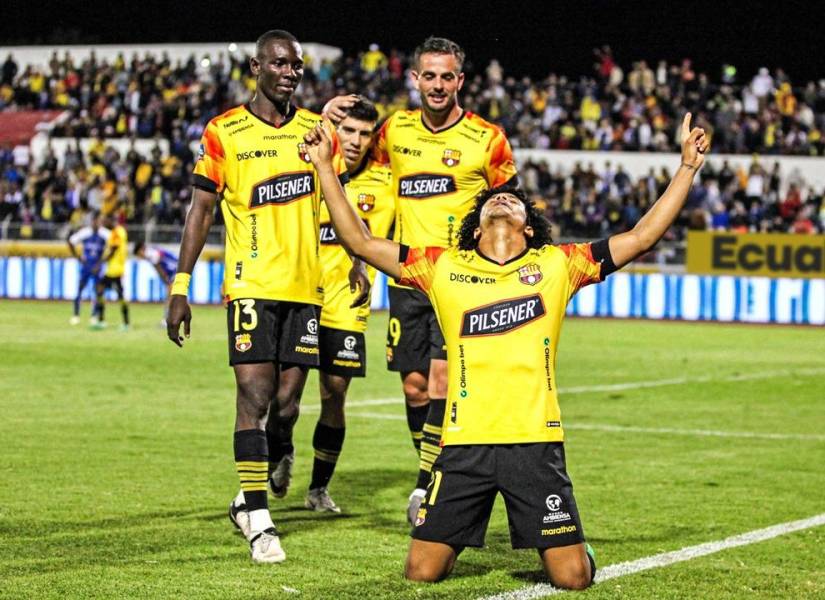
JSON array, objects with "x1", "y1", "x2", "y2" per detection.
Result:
[
  {"x1": 133, "y1": 241, "x2": 145, "y2": 255},
  {"x1": 457, "y1": 186, "x2": 552, "y2": 251},
  {"x1": 255, "y1": 30, "x2": 299, "y2": 57},
  {"x1": 346, "y1": 95, "x2": 379, "y2": 124},
  {"x1": 413, "y1": 36, "x2": 465, "y2": 71}
]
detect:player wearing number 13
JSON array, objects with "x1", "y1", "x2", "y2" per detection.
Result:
[
  {"x1": 302, "y1": 113, "x2": 708, "y2": 588},
  {"x1": 165, "y1": 30, "x2": 349, "y2": 565}
]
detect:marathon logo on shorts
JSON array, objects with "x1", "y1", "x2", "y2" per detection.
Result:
[
  {"x1": 398, "y1": 173, "x2": 456, "y2": 199},
  {"x1": 250, "y1": 172, "x2": 314, "y2": 207},
  {"x1": 460, "y1": 294, "x2": 545, "y2": 337}
]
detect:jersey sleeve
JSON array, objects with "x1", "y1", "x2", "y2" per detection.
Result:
[
  {"x1": 68, "y1": 227, "x2": 90, "y2": 245},
  {"x1": 397, "y1": 245, "x2": 445, "y2": 294},
  {"x1": 326, "y1": 120, "x2": 350, "y2": 185},
  {"x1": 193, "y1": 119, "x2": 225, "y2": 194},
  {"x1": 371, "y1": 116, "x2": 391, "y2": 165},
  {"x1": 558, "y1": 242, "x2": 604, "y2": 297},
  {"x1": 484, "y1": 126, "x2": 518, "y2": 187}
]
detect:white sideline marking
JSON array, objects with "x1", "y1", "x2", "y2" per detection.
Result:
[
  {"x1": 478, "y1": 512, "x2": 825, "y2": 599},
  {"x1": 306, "y1": 367, "x2": 824, "y2": 412},
  {"x1": 298, "y1": 409, "x2": 825, "y2": 442}
]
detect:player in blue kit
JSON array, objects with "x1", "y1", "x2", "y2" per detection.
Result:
[
  {"x1": 134, "y1": 242, "x2": 179, "y2": 293},
  {"x1": 67, "y1": 211, "x2": 110, "y2": 326}
]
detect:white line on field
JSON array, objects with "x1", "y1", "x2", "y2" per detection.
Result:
[
  {"x1": 305, "y1": 367, "x2": 824, "y2": 412},
  {"x1": 478, "y1": 512, "x2": 825, "y2": 600},
  {"x1": 298, "y1": 410, "x2": 825, "y2": 442}
]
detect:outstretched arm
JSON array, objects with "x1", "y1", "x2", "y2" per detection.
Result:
[
  {"x1": 166, "y1": 187, "x2": 217, "y2": 346},
  {"x1": 304, "y1": 124, "x2": 402, "y2": 280},
  {"x1": 608, "y1": 113, "x2": 708, "y2": 269}
]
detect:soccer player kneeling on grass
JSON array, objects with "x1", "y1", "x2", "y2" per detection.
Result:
[{"x1": 302, "y1": 113, "x2": 708, "y2": 588}]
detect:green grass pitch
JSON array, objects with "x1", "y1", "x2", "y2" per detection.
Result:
[{"x1": 1, "y1": 300, "x2": 823, "y2": 599}]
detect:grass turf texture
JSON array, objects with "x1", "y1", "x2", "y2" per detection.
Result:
[{"x1": 1, "y1": 300, "x2": 823, "y2": 599}]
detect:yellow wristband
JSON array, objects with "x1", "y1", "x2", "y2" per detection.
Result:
[{"x1": 170, "y1": 273, "x2": 191, "y2": 297}]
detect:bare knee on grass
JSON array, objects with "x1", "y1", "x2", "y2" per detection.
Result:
[
  {"x1": 404, "y1": 540, "x2": 458, "y2": 582},
  {"x1": 540, "y1": 544, "x2": 592, "y2": 590}
]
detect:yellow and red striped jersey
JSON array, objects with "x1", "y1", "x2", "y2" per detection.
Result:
[
  {"x1": 398, "y1": 242, "x2": 603, "y2": 445},
  {"x1": 193, "y1": 104, "x2": 348, "y2": 304},
  {"x1": 318, "y1": 159, "x2": 395, "y2": 331}
]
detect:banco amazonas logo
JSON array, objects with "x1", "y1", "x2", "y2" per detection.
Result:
[
  {"x1": 250, "y1": 172, "x2": 314, "y2": 208},
  {"x1": 460, "y1": 294, "x2": 546, "y2": 337},
  {"x1": 398, "y1": 173, "x2": 456, "y2": 199}
]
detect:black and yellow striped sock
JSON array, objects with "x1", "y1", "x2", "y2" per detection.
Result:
[
  {"x1": 405, "y1": 403, "x2": 428, "y2": 455},
  {"x1": 234, "y1": 429, "x2": 269, "y2": 511},
  {"x1": 415, "y1": 398, "x2": 445, "y2": 490},
  {"x1": 309, "y1": 423, "x2": 345, "y2": 490}
]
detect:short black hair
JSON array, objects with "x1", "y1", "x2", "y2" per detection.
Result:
[
  {"x1": 457, "y1": 186, "x2": 552, "y2": 251},
  {"x1": 255, "y1": 30, "x2": 299, "y2": 57},
  {"x1": 345, "y1": 95, "x2": 379, "y2": 124},
  {"x1": 133, "y1": 241, "x2": 145, "y2": 255},
  {"x1": 414, "y1": 36, "x2": 465, "y2": 71}
]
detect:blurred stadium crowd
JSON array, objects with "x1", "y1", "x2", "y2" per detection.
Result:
[{"x1": 1, "y1": 45, "x2": 824, "y2": 238}]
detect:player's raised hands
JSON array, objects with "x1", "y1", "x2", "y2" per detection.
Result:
[
  {"x1": 680, "y1": 112, "x2": 709, "y2": 170},
  {"x1": 322, "y1": 94, "x2": 359, "y2": 125},
  {"x1": 303, "y1": 122, "x2": 333, "y2": 167}
]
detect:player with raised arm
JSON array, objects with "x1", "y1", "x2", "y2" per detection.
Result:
[
  {"x1": 67, "y1": 211, "x2": 110, "y2": 326},
  {"x1": 302, "y1": 113, "x2": 708, "y2": 588},
  {"x1": 303, "y1": 96, "x2": 394, "y2": 513},
  {"x1": 164, "y1": 30, "x2": 349, "y2": 564},
  {"x1": 327, "y1": 38, "x2": 517, "y2": 524}
]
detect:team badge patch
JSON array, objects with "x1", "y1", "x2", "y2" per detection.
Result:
[
  {"x1": 297, "y1": 143, "x2": 311, "y2": 163},
  {"x1": 518, "y1": 263, "x2": 543, "y2": 286},
  {"x1": 197, "y1": 144, "x2": 205, "y2": 161},
  {"x1": 385, "y1": 346, "x2": 394, "y2": 362},
  {"x1": 442, "y1": 149, "x2": 461, "y2": 167},
  {"x1": 235, "y1": 333, "x2": 252, "y2": 352},
  {"x1": 415, "y1": 507, "x2": 427, "y2": 527},
  {"x1": 358, "y1": 193, "x2": 375, "y2": 212}
]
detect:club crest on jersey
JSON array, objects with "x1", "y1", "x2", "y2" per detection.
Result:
[
  {"x1": 518, "y1": 263, "x2": 543, "y2": 286},
  {"x1": 235, "y1": 333, "x2": 252, "y2": 353},
  {"x1": 442, "y1": 149, "x2": 461, "y2": 167},
  {"x1": 358, "y1": 193, "x2": 375, "y2": 212},
  {"x1": 297, "y1": 143, "x2": 311, "y2": 163}
]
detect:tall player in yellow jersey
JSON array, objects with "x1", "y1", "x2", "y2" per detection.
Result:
[
  {"x1": 93, "y1": 214, "x2": 129, "y2": 330},
  {"x1": 165, "y1": 30, "x2": 349, "y2": 565},
  {"x1": 302, "y1": 112, "x2": 708, "y2": 589},
  {"x1": 302, "y1": 97, "x2": 394, "y2": 513},
  {"x1": 327, "y1": 38, "x2": 518, "y2": 523}
]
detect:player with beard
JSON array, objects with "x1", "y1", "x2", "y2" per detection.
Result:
[
  {"x1": 326, "y1": 38, "x2": 517, "y2": 525},
  {"x1": 301, "y1": 112, "x2": 708, "y2": 588},
  {"x1": 165, "y1": 29, "x2": 351, "y2": 564}
]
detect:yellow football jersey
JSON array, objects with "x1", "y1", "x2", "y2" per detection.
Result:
[
  {"x1": 193, "y1": 104, "x2": 348, "y2": 304},
  {"x1": 318, "y1": 159, "x2": 395, "y2": 331},
  {"x1": 399, "y1": 243, "x2": 603, "y2": 445},
  {"x1": 374, "y1": 109, "x2": 517, "y2": 250},
  {"x1": 105, "y1": 224, "x2": 128, "y2": 277}
]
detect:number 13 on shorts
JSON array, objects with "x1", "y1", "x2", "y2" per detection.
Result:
[{"x1": 232, "y1": 299, "x2": 258, "y2": 332}]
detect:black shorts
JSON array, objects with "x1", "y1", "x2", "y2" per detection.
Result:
[
  {"x1": 319, "y1": 326, "x2": 366, "y2": 378},
  {"x1": 386, "y1": 286, "x2": 446, "y2": 373},
  {"x1": 411, "y1": 443, "x2": 585, "y2": 550},
  {"x1": 99, "y1": 276, "x2": 124, "y2": 295},
  {"x1": 226, "y1": 299, "x2": 320, "y2": 367}
]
